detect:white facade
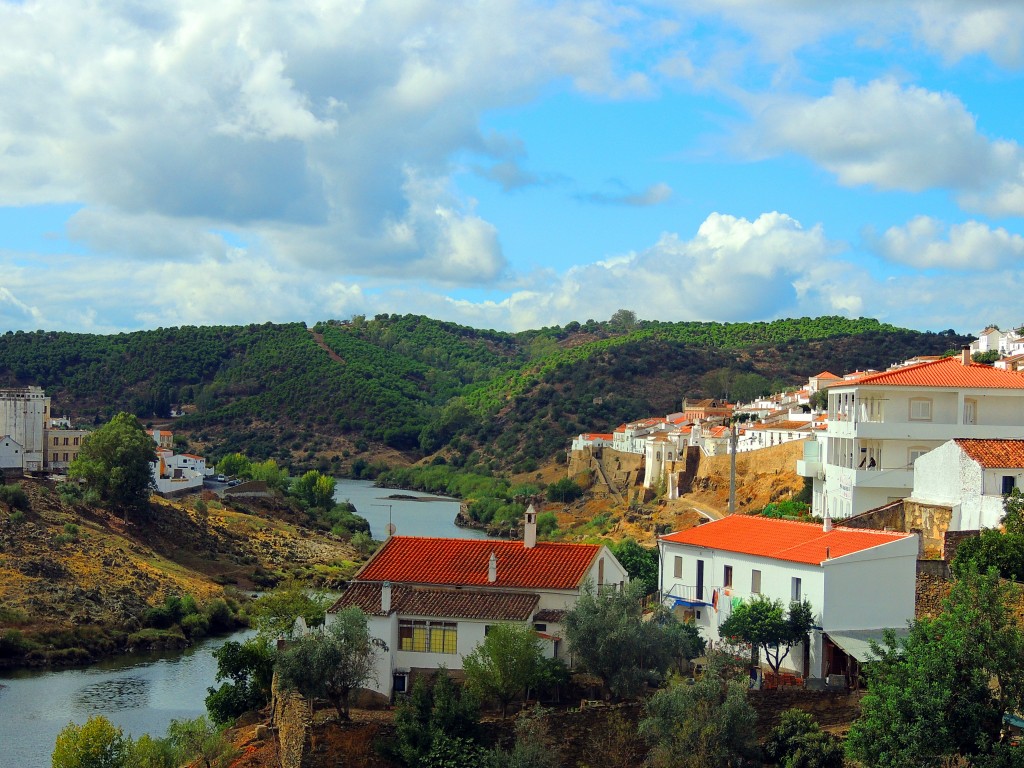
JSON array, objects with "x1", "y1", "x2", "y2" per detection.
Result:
[
  {"x1": 0, "y1": 387, "x2": 49, "y2": 472},
  {"x1": 0, "y1": 435, "x2": 24, "y2": 470},
  {"x1": 151, "y1": 449, "x2": 206, "y2": 495},
  {"x1": 911, "y1": 439, "x2": 1024, "y2": 530},
  {"x1": 797, "y1": 356, "x2": 1024, "y2": 519},
  {"x1": 659, "y1": 520, "x2": 917, "y2": 679}
]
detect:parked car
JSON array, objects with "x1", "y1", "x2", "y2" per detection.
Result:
[{"x1": 215, "y1": 474, "x2": 227, "y2": 482}]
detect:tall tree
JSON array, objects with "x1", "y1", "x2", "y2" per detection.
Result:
[
  {"x1": 275, "y1": 607, "x2": 378, "y2": 720},
  {"x1": 462, "y1": 623, "x2": 544, "y2": 716},
  {"x1": 69, "y1": 412, "x2": 156, "y2": 518},
  {"x1": 719, "y1": 597, "x2": 814, "y2": 674},
  {"x1": 846, "y1": 566, "x2": 1024, "y2": 767}
]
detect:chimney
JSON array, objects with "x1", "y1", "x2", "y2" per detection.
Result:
[
  {"x1": 488, "y1": 551, "x2": 497, "y2": 583},
  {"x1": 823, "y1": 506, "x2": 833, "y2": 533},
  {"x1": 381, "y1": 581, "x2": 392, "y2": 613},
  {"x1": 962, "y1": 345, "x2": 972, "y2": 366},
  {"x1": 524, "y1": 504, "x2": 537, "y2": 549}
]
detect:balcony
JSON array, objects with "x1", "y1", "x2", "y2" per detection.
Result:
[{"x1": 662, "y1": 583, "x2": 715, "y2": 607}]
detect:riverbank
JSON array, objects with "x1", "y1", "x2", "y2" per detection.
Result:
[{"x1": 0, "y1": 479, "x2": 359, "y2": 670}]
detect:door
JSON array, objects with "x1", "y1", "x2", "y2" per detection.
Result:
[{"x1": 696, "y1": 559, "x2": 704, "y2": 601}]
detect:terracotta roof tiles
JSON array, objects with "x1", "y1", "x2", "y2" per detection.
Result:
[
  {"x1": 660, "y1": 515, "x2": 912, "y2": 566},
  {"x1": 836, "y1": 356, "x2": 1024, "y2": 389},
  {"x1": 954, "y1": 439, "x2": 1024, "y2": 469},
  {"x1": 355, "y1": 536, "x2": 600, "y2": 590},
  {"x1": 330, "y1": 582, "x2": 538, "y2": 620}
]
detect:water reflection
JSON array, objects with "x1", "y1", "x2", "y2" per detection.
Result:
[{"x1": 73, "y1": 676, "x2": 150, "y2": 712}]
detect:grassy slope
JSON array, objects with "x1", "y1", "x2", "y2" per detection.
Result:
[{"x1": 0, "y1": 479, "x2": 358, "y2": 665}]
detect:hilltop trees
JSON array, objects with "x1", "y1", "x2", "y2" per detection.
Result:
[{"x1": 69, "y1": 412, "x2": 156, "y2": 518}]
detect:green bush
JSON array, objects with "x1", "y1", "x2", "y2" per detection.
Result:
[
  {"x1": 8, "y1": 509, "x2": 25, "y2": 525},
  {"x1": 180, "y1": 612, "x2": 210, "y2": 639},
  {"x1": 0, "y1": 483, "x2": 30, "y2": 511},
  {"x1": 0, "y1": 629, "x2": 33, "y2": 658},
  {"x1": 545, "y1": 478, "x2": 583, "y2": 503},
  {"x1": 536, "y1": 511, "x2": 558, "y2": 536},
  {"x1": 53, "y1": 532, "x2": 77, "y2": 545}
]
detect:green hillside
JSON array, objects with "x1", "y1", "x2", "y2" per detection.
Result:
[{"x1": 0, "y1": 316, "x2": 970, "y2": 472}]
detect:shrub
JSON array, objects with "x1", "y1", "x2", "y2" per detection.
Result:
[
  {"x1": 8, "y1": 509, "x2": 25, "y2": 525},
  {"x1": 204, "y1": 599, "x2": 234, "y2": 632},
  {"x1": 180, "y1": 612, "x2": 210, "y2": 639},
  {"x1": 545, "y1": 478, "x2": 583, "y2": 503},
  {"x1": 0, "y1": 483, "x2": 30, "y2": 511},
  {"x1": 536, "y1": 511, "x2": 558, "y2": 536},
  {"x1": 0, "y1": 629, "x2": 33, "y2": 658}
]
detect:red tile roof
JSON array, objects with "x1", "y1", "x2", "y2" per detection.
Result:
[
  {"x1": 660, "y1": 515, "x2": 912, "y2": 566},
  {"x1": 836, "y1": 356, "x2": 1024, "y2": 389},
  {"x1": 954, "y1": 439, "x2": 1024, "y2": 469},
  {"x1": 813, "y1": 371, "x2": 840, "y2": 379},
  {"x1": 329, "y1": 582, "x2": 538, "y2": 620},
  {"x1": 355, "y1": 536, "x2": 601, "y2": 590}
]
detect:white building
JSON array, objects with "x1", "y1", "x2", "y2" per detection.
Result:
[
  {"x1": 327, "y1": 508, "x2": 628, "y2": 702},
  {"x1": 796, "y1": 351, "x2": 1024, "y2": 519},
  {"x1": 910, "y1": 438, "x2": 1024, "y2": 530},
  {"x1": 659, "y1": 515, "x2": 917, "y2": 680},
  {"x1": 570, "y1": 432, "x2": 614, "y2": 452},
  {"x1": 151, "y1": 448, "x2": 206, "y2": 495},
  {"x1": 0, "y1": 435, "x2": 24, "y2": 472},
  {"x1": 0, "y1": 386, "x2": 50, "y2": 472},
  {"x1": 971, "y1": 327, "x2": 1024, "y2": 357}
]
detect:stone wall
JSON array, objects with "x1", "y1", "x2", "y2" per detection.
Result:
[
  {"x1": 841, "y1": 499, "x2": 954, "y2": 559},
  {"x1": 272, "y1": 674, "x2": 314, "y2": 768}
]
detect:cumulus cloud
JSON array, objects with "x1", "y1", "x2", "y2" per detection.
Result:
[
  {"x1": 913, "y1": 1, "x2": 1024, "y2": 67},
  {"x1": 749, "y1": 78, "x2": 1024, "y2": 214},
  {"x1": 0, "y1": 0, "x2": 638, "y2": 280},
  {"x1": 869, "y1": 216, "x2": 1024, "y2": 270}
]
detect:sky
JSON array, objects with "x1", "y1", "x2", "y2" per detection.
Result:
[{"x1": 1, "y1": 1, "x2": 1023, "y2": 335}]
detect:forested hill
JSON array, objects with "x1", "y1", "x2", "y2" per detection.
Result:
[{"x1": 0, "y1": 315, "x2": 970, "y2": 472}]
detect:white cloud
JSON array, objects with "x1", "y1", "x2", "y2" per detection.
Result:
[
  {"x1": 913, "y1": 1, "x2": 1024, "y2": 67},
  {"x1": 0, "y1": 0, "x2": 637, "y2": 281},
  {"x1": 581, "y1": 181, "x2": 673, "y2": 207},
  {"x1": 870, "y1": 216, "x2": 1024, "y2": 270},
  {"x1": 749, "y1": 78, "x2": 1024, "y2": 214}
]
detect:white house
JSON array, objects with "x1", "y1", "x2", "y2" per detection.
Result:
[
  {"x1": 151, "y1": 448, "x2": 206, "y2": 495},
  {"x1": 910, "y1": 438, "x2": 1024, "y2": 530},
  {"x1": 0, "y1": 435, "x2": 24, "y2": 472},
  {"x1": 796, "y1": 351, "x2": 1024, "y2": 519},
  {"x1": 659, "y1": 515, "x2": 917, "y2": 681},
  {"x1": 570, "y1": 432, "x2": 614, "y2": 452},
  {"x1": 327, "y1": 508, "x2": 629, "y2": 701}
]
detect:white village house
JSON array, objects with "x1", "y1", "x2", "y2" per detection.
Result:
[
  {"x1": 797, "y1": 351, "x2": 1024, "y2": 519},
  {"x1": 326, "y1": 508, "x2": 628, "y2": 702},
  {"x1": 909, "y1": 438, "x2": 1024, "y2": 531},
  {"x1": 659, "y1": 515, "x2": 917, "y2": 682}
]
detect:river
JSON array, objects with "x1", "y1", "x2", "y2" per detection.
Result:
[
  {"x1": 0, "y1": 628, "x2": 255, "y2": 768},
  {"x1": 334, "y1": 478, "x2": 489, "y2": 540},
  {"x1": 0, "y1": 481, "x2": 486, "y2": 765}
]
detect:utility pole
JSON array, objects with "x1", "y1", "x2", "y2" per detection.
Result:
[
  {"x1": 373, "y1": 503, "x2": 394, "y2": 538},
  {"x1": 728, "y1": 420, "x2": 738, "y2": 514}
]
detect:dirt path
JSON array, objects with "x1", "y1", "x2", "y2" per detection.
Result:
[{"x1": 308, "y1": 328, "x2": 345, "y2": 364}]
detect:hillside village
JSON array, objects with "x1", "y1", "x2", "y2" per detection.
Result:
[{"x1": 5, "y1": 326, "x2": 1024, "y2": 766}]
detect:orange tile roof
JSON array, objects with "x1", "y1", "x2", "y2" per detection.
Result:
[
  {"x1": 329, "y1": 582, "x2": 538, "y2": 620},
  {"x1": 835, "y1": 356, "x2": 1024, "y2": 389},
  {"x1": 355, "y1": 536, "x2": 601, "y2": 590},
  {"x1": 660, "y1": 515, "x2": 912, "y2": 566},
  {"x1": 954, "y1": 439, "x2": 1024, "y2": 469},
  {"x1": 813, "y1": 371, "x2": 840, "y2": 379}
]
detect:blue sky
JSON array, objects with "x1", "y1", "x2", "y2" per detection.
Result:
[{"x1": 1, "y1": 1, "x2": 1023, "y2": 334}]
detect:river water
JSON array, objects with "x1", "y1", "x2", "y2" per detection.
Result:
[
  {"x1": 0, "y1": 629, "x2": 255, "y2": 768},
  {"x1": 334, "y1": 478, "x2": 489, "y2": 540},
  {"x1": 0, "y1": 481, "x2": 486, "y2": 766}
]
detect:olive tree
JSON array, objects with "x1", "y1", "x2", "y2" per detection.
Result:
[
  {"x1": 462, "y1": 623, "x2": 544, "y2": 716},
  {"x1": 276, "y1": 607, "x2": 378, "y2": 720}
]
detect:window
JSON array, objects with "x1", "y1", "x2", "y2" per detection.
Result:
[
  {"x1": 909, "y1": 398, "x2": 932, "y2": 421},
  {"x1": 534, "y1": 623, "x2": 547, "y2": 632},
  {"x1": 1003, "y1": 476, "x2": 1016, "y2": 495},
  {"x1": 73, "y1": 437, "x2": 79, "y2": 446},
  {"x1": 63, "y1": 437, "x2": 69, "y2": 446},
  {"x1": 792, "y1": 577, "x2": 802, "y2": 602},
  {"x1": 399, "y1": 620, "x2": 457, "y2": 654},
  {"x1": 751, "y1": 570, "x2": 762, "y2": 594},
  {"x1": 723, "y1": 565, "x2": 733, "y2": 588},
  {"x1": 598, "y1": 557, "x2": 605, "y2": 586},
  {"x1": 673, "y1": 556, "x2": 682, "y2": 579},
  {"x1": 63, "y1": 453, "x2": 69, "y2": 462},
  {"x1": 908, "y1": 447, "x2": 930, "y2": 469},
  {"x1": 964, "y1": 398, "x2": 977, "y2": 425},
  {"x1": 53, "y1": 437, "x2": 58, "y2": 446}
]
